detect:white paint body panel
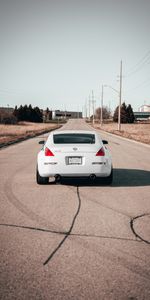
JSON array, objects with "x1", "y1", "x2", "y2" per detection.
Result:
[{"x1": 37, "y1": 130, "x2": 112, "y2": 178}]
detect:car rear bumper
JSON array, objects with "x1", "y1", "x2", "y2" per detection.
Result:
[{"x1": 38, "y1": 162, "x2": 112, "y2": 178}]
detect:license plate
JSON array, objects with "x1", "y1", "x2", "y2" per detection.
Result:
[{"x1": 68, "y1": 156, "x2": 82, "y2": 165}]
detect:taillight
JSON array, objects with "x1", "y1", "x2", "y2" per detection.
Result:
[
  {"x1": 45, "y1": 147, "x2": 54, "y2": 156},
  {"x1": 96, "y1": 147, "x2": 105, "y2": 156}
]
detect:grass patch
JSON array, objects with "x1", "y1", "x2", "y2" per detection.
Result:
[
  {"x1": 0, "y1": 122, "x2": 61, "y2": 148},
  {"x1": 93, "y1": 122, "x2": 150, "y2": 145}
]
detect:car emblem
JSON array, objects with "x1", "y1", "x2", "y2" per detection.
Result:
[{"x1": 73, "y1": 147, "x2": 78, "y2": 151}]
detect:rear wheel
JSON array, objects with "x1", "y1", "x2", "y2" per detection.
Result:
[{"x1": 36, "y1": 168, "x2": 49, "y2": 185}]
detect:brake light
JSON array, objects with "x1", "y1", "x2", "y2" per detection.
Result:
[
  {"x1": 45, "y1": 147, "x2": 54, "y2": 156},
  {"x1": 96, "y1": 147, "x2": 105, "y2": 156}
]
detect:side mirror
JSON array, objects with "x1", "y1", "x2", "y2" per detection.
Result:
[
  {"x1": 102, "y1": 140, "x2": 108, "y2": 145},
  {"x1": 39, "y1": 140, "x2": 45, "y2": 145}
]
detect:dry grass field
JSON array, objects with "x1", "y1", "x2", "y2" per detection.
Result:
[
  {"x1": 94, "y1": 122, "x2": 150, "y2": 145},
  {"x1": 1, "y1": 121, "x2": 150, "y2": 147},
  {"x1": 0, "y1": 122, "x2": 60, "y2": 147}
]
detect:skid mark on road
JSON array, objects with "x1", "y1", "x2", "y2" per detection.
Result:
[
  {"x1": 0, "y1": 186, "x2": 81, "y2": 265},
  {"x1": 0, "y1": 223, "x2": 66, "y2": 235},
  {"x1": 43, "y1": 186, "x2": 81, "y2": 265},
  {"x1": 130, "y1": 214, "x2": 150, "y2": 244},
  {"x1": 0, "y1": 222, "x2": 139, "y2": 244},
  {"x1": 5, "y1": 176, "x2": 53, "y2": 228},
  {"x1": 79, "y1": 191, "x2": 132, "y2": 219},
  {"x1": 2, "y1": 171, "x2": 150, "y2": 266},
  {"x1": 3, "y1": 163, "x2": 82, "y2": 264},
  {"x1": 2, "y1": 202, "x2": 149, "y2": 267},
  {"x1": 79, "y1": 190, "x2": 150, "y2": 246},
  {"x1": 4, "y1": 164, "x2": 65, "y2": 232}
]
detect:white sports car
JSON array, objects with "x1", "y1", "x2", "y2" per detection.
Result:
[{"x1": 36, "y1": 130, "x2": 113, "y2": 184}]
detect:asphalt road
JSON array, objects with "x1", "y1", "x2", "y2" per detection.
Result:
[{"x1": 0, "y1": 119, "x2": 150, "y2": 300}]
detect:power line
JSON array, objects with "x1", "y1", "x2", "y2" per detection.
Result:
[
  {"x1": 125, "y1": 50, "x2": 150, "y2": 73},
  {"x1": 126, "y1": 77, "x2": 150, "y2": 93},
  {"x1": 124, "y1": 50, "x2": 150, "y2": 78}
]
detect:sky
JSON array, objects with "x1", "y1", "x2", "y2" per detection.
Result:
[{"x1": 0, "y1": 0, "x2": 150, "y2": 113}]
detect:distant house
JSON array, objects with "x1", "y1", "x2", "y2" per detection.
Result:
[
  {"x1": 134, "y1": 111, "x2": 150, "y2": 120},
  {"x1": 139, "y1": 104, "x2": 150, "y2": 112},
  {"x1": 135, "y1": 104, "x2": 150, "y2": 120},
  {"x1": 52, "y1": 110, "x2": 82, "y2": 120}
]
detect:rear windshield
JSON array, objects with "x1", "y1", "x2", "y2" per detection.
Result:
[{"x1": 53, "y1": 133, "x2": 95, "y2": 144}]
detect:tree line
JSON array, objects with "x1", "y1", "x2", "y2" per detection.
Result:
[
  {"x1": 113, "y1": 102, "x2": 135, "y2": 123},
  {"x1": 0, "y1": 105, "x2": 52, "y2": 124},
  {"x1": 95, "y1": 102, "x2": 135, "y2": 123},
  {"x1": 0, "y1": 102, "x2": 135, "y2": 124},
  {"x1": 13, "y1": 105, "x2": 43, "y2": 122}
]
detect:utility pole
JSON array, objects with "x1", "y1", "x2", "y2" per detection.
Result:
[
  {"x1": 85, "y1": 100, "x2": 87, "y2": 119},
  {"x1": 118, "y1": 60, "x2": 122, "y2": 131},
  {"x1": 100, "y1": 85, "x2": 104, "y2": 127},
  {"x1": 91, "y1": 90, "x2": 96, "y2": 126},
  {"x1": 89, "y1": 95, "x2": 91, "y2": 121},
  {"x1": 82, "y1": 105, "x2": 84, "y2": 119},
  {"x1": 77, "y1": 105, "x2": 79, "y2": 119},
  {"x1": 64, "y1": 106, "x2": 67, "y2": 120}
]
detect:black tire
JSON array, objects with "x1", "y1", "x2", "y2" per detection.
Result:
[
  {"x1": 105, "y1": 168, "x2": 113, "y2": 185},
  {"x1": 36, "y1": 168, "x2": 49, "y2": 185}
]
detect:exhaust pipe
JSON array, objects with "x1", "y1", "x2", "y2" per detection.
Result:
[
  {"x1": 90, "y1": 174, "x2": 96, "y2": 180},
  {"x1": 55, "y1": 174, "x2": 61, "y2": 182}
]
